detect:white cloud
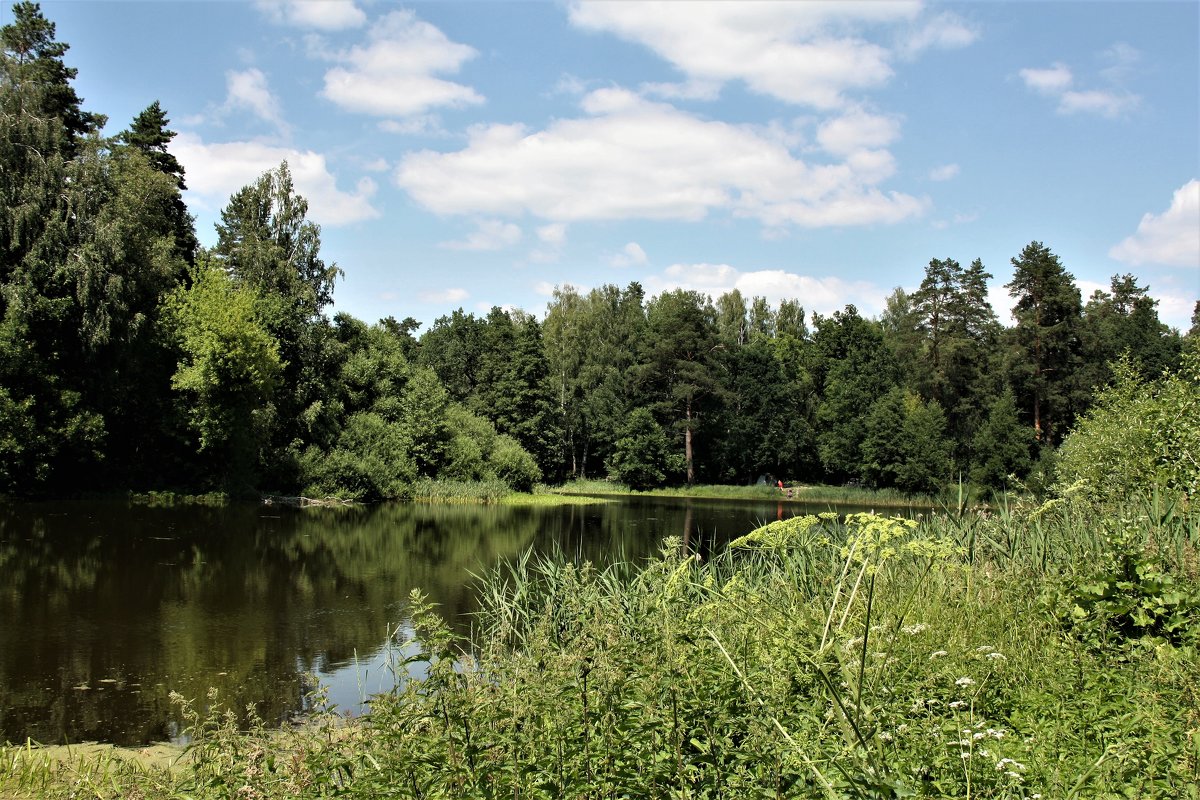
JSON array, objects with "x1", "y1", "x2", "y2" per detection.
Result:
[
  {"x1": 527, "y1": 223, "x2": 568, "y2": 263},
  {"x1": 568, "y1": 0, "x2": 922, "y2": 109},
  {"x1": 1057, "y1": 89, "x2": 1138, "y2": 118},
  {"x1": 224, "y1": 69, "x2": 288, "y2": 134},
  {"x1": 897, "y1": 11, "x2": 978, "y2": 58},
  {"x1": 173, "y1": 132, "x2": 380, "y2": 226},
  {"x1": 419, "y1": 288, "x2": 469, "y2": 304},
  {"x1": 396, "y1": 89, "x2": 926, "y2": 229},
  {"x1": 1020, "y1": 63, "x2": 1074, "y2": 94},
  {"x1": 1109, "y1": 180, "x2": 1200, "y2": 267},
  {"x1": 319, "y1": 10, "x2": 483, "y2": 118},
  {"x1": 378, "y1": 116, "x2": 448, "y2": 137},
  {"x1": 441, "y1": 219, "x2": 522, "y2": 251},
  {"x1": 645, "y1": 262, "x2": 886, "y2": 319},
  {"x1": 639, "y1": 79, "x2": 723, "y2": 102},
  {"x1": 929, "y1": 163, "x2": 959, "y2": 181},
  {"x1": 611, "y1": 242, "x2": 649, "y2": 268},
  {"x1": 816, "y1": 108, "x2": 901, "y2": 157},
  {"x1": 1020, "y1": 52, "x2": 1141, "y2": 118},
  {"x1": 255, "y1": 0, "x2": 365, "y2": 30},
  {"x1": 537, "y1": 223, "x2": 568, "y2": 244}
]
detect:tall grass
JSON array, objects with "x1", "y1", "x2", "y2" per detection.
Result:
[
  {"x1": 4, "y1": 494, "x2": 1197, "y2": 798},
  {"x1": 554, "y1": 479, "x2": 940, "y2": 508},
  {"x1": 410, "y1": 478, "x2": 511, "y2": 504}
]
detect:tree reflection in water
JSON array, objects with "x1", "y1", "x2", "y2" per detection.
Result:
[{"x1": 0, "y1": 496, "x2": 830, "y2": 745}]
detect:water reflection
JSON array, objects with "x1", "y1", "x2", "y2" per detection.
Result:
[{"x1": 0, "y1": 495, "x2": 862, "y2": 745}]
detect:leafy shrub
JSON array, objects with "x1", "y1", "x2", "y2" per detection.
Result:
[{"x1": 1056, "y1": 344, "x2": 1200, "y2": 501}]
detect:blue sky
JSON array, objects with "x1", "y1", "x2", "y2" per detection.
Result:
[{"x1": 30, "y1": 0, "x2": 1200, "y2": 330}]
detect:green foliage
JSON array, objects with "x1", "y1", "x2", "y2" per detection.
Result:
[
  {"x1": 969, "y1": 389, "x2": 1033, "y2": 491},
  {"x1": 163, "y1": 259, "x2": 281, "y2": 487},
  {"x1": 814, "y1": 306, "x2": 898, "y2": 481},
  {"x1": 300, "y1": 412, "x2": 416, "y2": 502},
  {"x1": 1005, "y1": 241, "x2": 1083, "y2": 446},
  {"x1": 489, "y1": 433, "x2": 541, "y2": 492},
  {"x1": 1056, "y1": 344, "x2": 1200, "y2": 500},
  {"x1": 606, "y1": 406, "x2": 675, "y2": 490}
]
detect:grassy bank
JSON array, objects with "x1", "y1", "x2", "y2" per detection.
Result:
[
  {"x1": 4, "y1": 493, "x2": 1197, "y2": 798},
  {"x1": 552, "y1": 478, "x2": 942, "y2": 509}
]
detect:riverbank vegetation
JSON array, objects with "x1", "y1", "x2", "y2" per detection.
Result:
[
  {"x1": 553, "y1": 479, "x2": 942, "y2": 510},
  {"x1": 3, "y1": 3, "x2": 1198, "y2": 505},
  {"x1": 4, "y1": 351, "x2": 1197, "y2": 797},
  {"x1": 4, "y1": 494, "x2": 1197, "y2": 797}
]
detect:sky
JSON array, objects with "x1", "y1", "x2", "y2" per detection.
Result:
[{"x1": 24, "y1": 0, "x2": 1200, "y2": 331}]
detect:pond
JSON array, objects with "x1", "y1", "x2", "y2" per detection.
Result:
[{"x1": 0, "y1": 495, "x2": 874, "y2": 746}]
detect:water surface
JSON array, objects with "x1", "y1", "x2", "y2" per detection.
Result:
[{"x1": 0, "y1": 495, "x2": 845, "y2": 745}]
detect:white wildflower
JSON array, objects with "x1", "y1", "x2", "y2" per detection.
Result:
[
  {"x1": 975, "y1": 645, "x2": 995, "y2": 653},
  {"x1": 930, "y1": 650, "x2": 949, "y2": 659},
  {"x1": 955, "y1": 676, "x2": 975, "y2": 687},
  {"x1": 902, "y1": 623, "x2": 928, "y2": 635},
  {"x1": 949, "y1": 700, "x2": 966, "y2": 710}
]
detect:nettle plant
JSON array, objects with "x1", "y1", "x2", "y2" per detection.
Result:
[{"x1": 1047, "y1": 511, "x2": 1199, "y2": 650}]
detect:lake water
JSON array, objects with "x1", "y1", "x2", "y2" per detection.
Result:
[{"x1": 0, "y1": 495, "x2": 859, "y2": 746}]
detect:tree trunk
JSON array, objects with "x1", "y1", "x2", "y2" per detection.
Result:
[{"x1": 685, "y1": 399, "x2": 695, "y2": 486}]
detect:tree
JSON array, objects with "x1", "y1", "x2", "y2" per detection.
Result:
[
  {"x1": 1005, "y1": 241, "x2": 1083, "y2": 446},
  {"x1": 860, "y1": 388, "x2": 952, "y2": 495},
  {"x1": 710, "y1": 336, "x2": 812, "y2": 484},
  {"x1": 969, "y1": 389, "x2": 1033, "y2": 491},
  {"x1": 1056, "y1": 345, "x2": 1199, "y2": 501},
  {"x1": 163, "y1": 259, "x2": 282, "y2": 489},
  {"x1": 213, "y1": 162, "x2": 342, "y2": 482},
  {"x1": 120, "y1": 101, "x2": 198, "y2": 265},
  {"x1": 214, "y1": 162, "x2": 340, "y2": 333},
  {"x1": 607, "y1": 407, "x2": 674, "y2": 490},
  {"x1": 1079, "y1": 274, "x2": 1180, "y2": 392},
  {"x1": 640, "y1": 289, "x2": 720, "y2": 485},
  {"x1": 0, "y1": 2, "x2": 101, "y2": 155},
  {"x1": 812, "y1": 306, "x2": 897, "y2": 481}
]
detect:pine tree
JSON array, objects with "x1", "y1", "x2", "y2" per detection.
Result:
[
  {"x1": 1005, "y1": 241, "x2": 1083, "y2": 445},
  {"x1": 120, "y1": 101, "x2": 199, "y2": 265}
]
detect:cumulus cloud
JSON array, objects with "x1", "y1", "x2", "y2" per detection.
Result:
[
  {"x1": 569, "y1": 1, "x2": 972, "y2": 109},
  {"x1": 255, "y1": 0, "x2": 365, "y2": 30},
  {"x1": 318, "y1": 10, "x2": 483, "y2": 118},
  {"x1": 1019, "y1": 63, "x2": 1074, "y2": 94},
  {"x1": 224, "y1": 69, "x2": 289, "y2": 134},
  {"x1": 929, "y1": 163, "x2": 960, "y2": 181},
  {"x1": 395, "y1": 89, "x2": 926, "y2": 229},
  {"x1": 1020, "y1": 48, "x2": 1142, "y2": 118},
  {"x1": 644, "y1": 263, "x2": 886, "y2": 318},
  {"x1": 441, "y1": 219, "x2": 522, "y2": 251},
  {"x1": 569, "y1": 1, "x2": 913, "y2": 109},
  {"x1": 611, "y1": 242, "x2": 649, "y2": 268},
  {"x1": 1109, "y1": 180, "x2": 1200, "y2": 267},
  {"x1": 816, "y1": 108, "x2": 901, "y2": 157},
  {"x1": 173, "y1": 132, "x2": 380, "y2": 225}
]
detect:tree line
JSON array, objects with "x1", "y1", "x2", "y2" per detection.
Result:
[{"x1": 2, "y1": 3, "x2": 1196, "y2": 499}]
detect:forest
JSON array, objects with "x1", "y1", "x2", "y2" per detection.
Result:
[{"x1": 2, "y1": 2, "x2": 1196, "y2": 501}]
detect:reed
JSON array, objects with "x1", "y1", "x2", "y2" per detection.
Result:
[{"x1": 4, "y1": 494, "x2": 1196, "y2": 799}]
